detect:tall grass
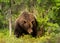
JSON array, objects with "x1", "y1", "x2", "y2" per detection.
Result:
[{"x1": 0, "y1": 28, "x2": 60, "y2": 43}]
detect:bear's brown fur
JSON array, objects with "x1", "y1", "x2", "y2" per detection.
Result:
[{"x1": 14, "y1": 11, "x2": 37, "y2": 38}]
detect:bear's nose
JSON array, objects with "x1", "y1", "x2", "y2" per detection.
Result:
[
  {"x1": 29, "y1": 22, "x2": 33, "y2": 28},
  {"x1": 28, "y1": 28, "x2": 33, "y2": 34}
]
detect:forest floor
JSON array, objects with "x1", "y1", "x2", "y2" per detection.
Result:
[{"x1": 0, "y1": 28, "x2": 60, "y2": 43}]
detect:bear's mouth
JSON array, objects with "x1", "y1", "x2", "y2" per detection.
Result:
[{"x1": 27, "y1": 28, "x2": 33, "y2": 34}]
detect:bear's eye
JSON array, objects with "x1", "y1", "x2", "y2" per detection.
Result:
[
  {"x1": 24, "y1": 21, "x2": 26, "y2": 23},
  {"x1": 32, "y1": 21, "x2": 34, "y2": 24}
]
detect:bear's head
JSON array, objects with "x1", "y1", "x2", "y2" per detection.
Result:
[{"x1": 18, "y1": 12, "x2": 36, "y2": 34}]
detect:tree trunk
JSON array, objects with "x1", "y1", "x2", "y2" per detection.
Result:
[{"x1": 9, "y1": 17, "x2": 12, "y2": 36}]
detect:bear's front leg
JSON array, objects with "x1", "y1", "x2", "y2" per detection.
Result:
[{"x1": 14, "y1": 23, "x2": 22, "y2": 38}]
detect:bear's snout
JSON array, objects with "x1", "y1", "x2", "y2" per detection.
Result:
[{"x1": 28, "y1": 28, "x2": 33, "y2": 34}]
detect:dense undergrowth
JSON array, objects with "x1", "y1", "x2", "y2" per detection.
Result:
[
  {"x1": 0, "y1": 28, "x2": 60, "y2": 43},
  {"x1": 0, "y1": 0, "x2": 60, "y2": 43}
]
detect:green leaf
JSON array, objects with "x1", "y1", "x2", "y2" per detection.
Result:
[
  {"x1": 37, "y1": 0, "x2": 41, "y2": 4},
  {"x1": 0, "y1": 0, "x2": 10, "y2": 2}
]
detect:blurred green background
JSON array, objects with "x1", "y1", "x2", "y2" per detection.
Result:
[{"x1": 0, "y1": 0, "x2": 60, "y2": 43}]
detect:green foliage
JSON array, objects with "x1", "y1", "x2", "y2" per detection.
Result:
[
  {"x1": 0, "y1": 14, "x2": 4, "y2": 28},
  {"x1": 0, "y1": 0, "x2": 10, "y2": 2},
  {"x1": 0, "y1": 29, "x2": 60, "y2": 43},
  {"x1": 0, "y1": 0, "x2": 60, "y2": 43}
]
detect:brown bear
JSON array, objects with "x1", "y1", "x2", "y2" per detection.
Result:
[{"x1": 14, "y1": 11, "x2": 38, "y2": 38}]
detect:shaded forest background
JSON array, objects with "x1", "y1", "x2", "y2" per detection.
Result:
[{"x1": 0, "y1": 0, "x2": 60, "y2": 43}]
